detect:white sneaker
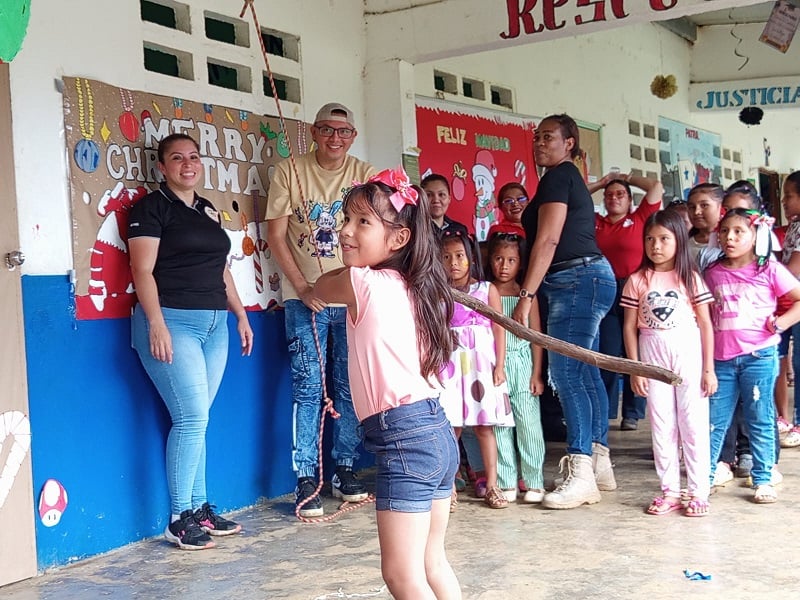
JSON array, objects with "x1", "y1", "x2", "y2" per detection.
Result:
[
  {"x1": 712, "y1": 461, "x2": 734, "y2": 487},
  {"x1": 502, "y1": 488, "x2": 518, "y2": 502},
  {"x1": 523, "y1": 489, "x2": 545, "y2": 504}
]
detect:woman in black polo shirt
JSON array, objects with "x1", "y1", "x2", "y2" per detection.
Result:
[
  {"x1": 128, "y1": 133, "x2": 253, "y2": 550},
  {"x1": 512, "y1": 114, "x2": 616, "y2": 510}
]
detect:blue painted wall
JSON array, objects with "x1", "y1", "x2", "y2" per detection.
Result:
[{"x1": 22, "y1": 275, "x2": 298, "y2": 568}]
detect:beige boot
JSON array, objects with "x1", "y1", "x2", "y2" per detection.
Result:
[
  {"x1": 542, "y1": 454, "x2": 601, "y2": 509},
  {"x1": 592, "y1": 442, "x2": 617, "y2": 491}
]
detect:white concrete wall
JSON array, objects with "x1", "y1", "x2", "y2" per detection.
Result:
[
  {"x1": 10, "y1": 1, "x2": 800, "y2": 276},
  {"x1": 414, "y1": 22, "x2": 800, "y2": 181},
  {"x1": 9, "y1": 0, "x2": 369, "y2": 275}
]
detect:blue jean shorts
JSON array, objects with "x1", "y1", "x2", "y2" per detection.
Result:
[{"x1": 361, "y1": 398, "x2": 459, "y2": 512}]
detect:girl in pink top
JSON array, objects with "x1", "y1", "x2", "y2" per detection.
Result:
[
  {"x1": 704, "y1": 208, "x2": 800, "y2": 505},
  {"x1": 314, "y1": 168, "x2": 461, "y2": 600},
  {"x1": 621, "y1": 210, "x2": 716, "y2": 517}
]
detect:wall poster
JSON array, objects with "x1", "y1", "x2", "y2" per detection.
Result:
[
  {"x1": 415, "y1": 97, "x2": 539, "y2": 242},
  {"x1": 657, "y1": 116, "x2": 722, "y2": 201},
  {"x1": 63, "y1": 76, "x2": 307, "y2": 320}
]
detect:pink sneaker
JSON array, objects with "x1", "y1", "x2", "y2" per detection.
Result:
[{"x1": 778, "y1": 416, "x2": 793, "y2": 436}]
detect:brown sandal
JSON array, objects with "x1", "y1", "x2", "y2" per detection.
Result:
[
  {"x1": 450, "y1": 487, "x2": 459, "y2": 513},
  {"x1": 484, "y1": 485, "x2": 509, "y2": 509}
]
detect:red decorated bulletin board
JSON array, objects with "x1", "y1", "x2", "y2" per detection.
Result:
[{"x1": 415, "y1": 97, "x2": 539, "y2": 241}]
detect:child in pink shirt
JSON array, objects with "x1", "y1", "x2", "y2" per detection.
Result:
[
  {"x1": 704, "y1": 208, "x2": 800, "y2": 505},
  {"x1": 314, "y1": 168, "x2": 461, "y2": 599},
  {"x1": 621, "y1": 210, "x2": 716, "y2": 517}
]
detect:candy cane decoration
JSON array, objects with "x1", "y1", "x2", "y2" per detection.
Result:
[
  {"x1": 0, "y1": 411, "x2": 32, "y2": 510},
  {"x1": 252, "y1": 191, "x2": 267, "y2": 294},
  {"x1": 514, "y1": 159, "x2": 527, "y2": 187}
]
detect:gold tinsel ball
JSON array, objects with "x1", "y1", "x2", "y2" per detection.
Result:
[{"x1": 650, "y1": 75, "x2": 678, "y2": 99}]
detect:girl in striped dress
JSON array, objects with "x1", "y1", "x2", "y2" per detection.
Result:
[{"x1": 486, "y1": 232, "x2": 547, "y2": 503}]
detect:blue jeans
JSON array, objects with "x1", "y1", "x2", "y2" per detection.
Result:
[
  {"x1": 710, "y1": 346, "x2": 778, "y2": 487},
  {"x1": 131, "y1": 304, "x2": 229, "y2": 515},
  {"x1": 541, "y1": 258, "x2": 616, "y2": 455},
  {"x1": 284, "y1": 300, "x2": 360, "y2": 479},
  {"x1": 791, "y1": 324, "x2": 800, "y2": 424},
  {"x1": 361, "y1": 398, "x2": 459, "y2": 512},
  {"x1": 599, "y1": 280, "x2": 646, "y2": 420}
]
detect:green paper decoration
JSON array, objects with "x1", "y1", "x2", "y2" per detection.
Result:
[{"x1": 0, "y1": 0, "x2": 31, "y2": 62}]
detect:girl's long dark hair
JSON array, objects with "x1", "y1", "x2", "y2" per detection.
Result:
[
  {"x1": 342, "y1": 182, "x2": 454, "y2": 378},
  {"x1": 717, "y1": 207, "x2": 771, "y2": 269},
  {"x1": 786, "y1": 170, "x2": 800, "y2": 193},
  {"x1": 639, "y1": 210, "x2": 698, "y2": 298},
  {"x1": 687, "y1": 182, "x2": 724, "y2": 238},
  {"x1": 441, "y1": 229, "x2": 483, "y2": 281},
  {"x1": 724, "y1": 180, "x2": 763, "y2": 211},
  {"x1": 485, "y1": 233, "x2": 527, "y2": 283}
]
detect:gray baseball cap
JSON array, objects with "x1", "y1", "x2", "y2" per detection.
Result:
[{"x1": 314, "y1": 102, "x2": 355, "y2": 127}]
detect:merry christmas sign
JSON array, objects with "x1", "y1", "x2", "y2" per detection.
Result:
[{"x1": 63, "y1": 76, "x2": 308, "y2": 319}]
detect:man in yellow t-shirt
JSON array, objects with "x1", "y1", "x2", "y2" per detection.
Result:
[{"x1": 266, "y1": 103, "x2": 376, "y2": 517}]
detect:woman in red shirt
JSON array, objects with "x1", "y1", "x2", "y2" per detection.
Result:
[{"x1": 591, "y1": 172, "x2": 663, "y2": 430}]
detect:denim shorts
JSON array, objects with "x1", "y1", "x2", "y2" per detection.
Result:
[{"x1": 361, "y1": 398, "x2": 459, "y2": 512}]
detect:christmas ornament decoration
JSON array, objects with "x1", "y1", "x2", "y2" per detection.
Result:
[
  {"x1": 739, "y1": 107, "x2": 764, "y2": 126},
  {"x1": 452, "y1": 162, "x2": 467, "y2": 201},
  {"x1": 118, "y1": 88, "x2": 139, "y2": 142},
  {"x1": 0, "y1": 410, "x2": 31, "y2": 510},
  {"x1": 73, "y1": 78, "x2": 100, "y2": 173},
  {"x1": 650, "y1": 74, "x2": 678, "y2": 99}
]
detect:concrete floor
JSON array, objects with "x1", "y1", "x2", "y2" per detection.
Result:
[{"x1": 4, "y1": 422, "x2": 800, "y2": 600}]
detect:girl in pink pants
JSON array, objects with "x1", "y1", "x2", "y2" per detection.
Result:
[{"x1": 621, "y1": 210, "x2": 717, "y2": 517}]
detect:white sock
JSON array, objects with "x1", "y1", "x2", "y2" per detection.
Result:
[{"x1": 171, "y1": 514, "x2": 181, "y2": 523}]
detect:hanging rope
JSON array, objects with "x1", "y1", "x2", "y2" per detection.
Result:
[{"x1": 240, "y1": 0, "x2": 374, "y2": 522}]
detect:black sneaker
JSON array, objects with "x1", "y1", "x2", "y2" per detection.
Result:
[
  {"x1": 164, "y1": 509, "x2": 215, "y2": 550},
  {"x1": 295, "y1": 477, "x2": 323, "y2": 517},
  {"x1": 194, "y1": 502, "x2": 242, "y2": 536},
  {"x1": 331, "y1": 466, "x2": 368, "y2": 502}
]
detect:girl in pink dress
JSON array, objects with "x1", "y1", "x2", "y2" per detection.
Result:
[{"x1": 439, "y1": 231, "x2": 514, "y2": 509}]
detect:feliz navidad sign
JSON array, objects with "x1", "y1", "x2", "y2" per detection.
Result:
[{"x1": 690, "y1": 76, "x2": 800, "y2": 112}]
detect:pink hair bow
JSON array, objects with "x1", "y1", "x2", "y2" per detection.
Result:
[
  {"x1": 748, "y1": 213, "x2": 775, "y2": 228},
  {"x1": 367, "y1": 167, "x2": 418, "y2": 212}
]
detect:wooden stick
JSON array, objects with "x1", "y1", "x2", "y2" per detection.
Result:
[{"x1": 451, "y1": 289, "x2": 681, "y2": 386}]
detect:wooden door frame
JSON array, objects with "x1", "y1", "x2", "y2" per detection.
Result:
[{"x1": 0, "y1": 60, "x2": 38, "y2": 587}]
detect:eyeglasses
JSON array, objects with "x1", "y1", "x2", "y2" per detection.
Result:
[
  {"x1": 314, "y1": 126, "x2": 355, "y2": 139},
  {"x1": 501, "y1": 196, "x2": 528, "y2": 206}
]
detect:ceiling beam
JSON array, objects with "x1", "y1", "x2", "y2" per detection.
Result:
[
  {"x1": 657, "y1": 17, "x2": 698, "y2": 43},
  {"x1": 365, "y1": 0, "x2": 769, "y2": 64}
]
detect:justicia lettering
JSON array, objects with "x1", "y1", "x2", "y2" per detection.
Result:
[{"x1": 696, "y1": 86, "x2": 800, "y2": 109}]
